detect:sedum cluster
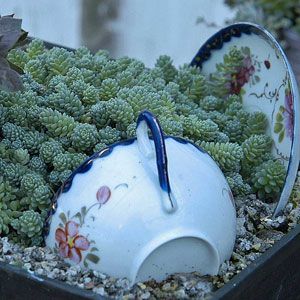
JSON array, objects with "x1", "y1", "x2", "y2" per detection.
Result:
[{"x1": 0, "y1": 39, "x2": 285, "y2": 245}]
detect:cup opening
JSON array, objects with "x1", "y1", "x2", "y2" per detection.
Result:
[{"x1": 133, "y1": 236, "x2": 220, "y2": 284}]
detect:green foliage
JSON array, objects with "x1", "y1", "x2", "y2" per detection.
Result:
[
  {"x1": 71, "y1": 123, "x2": 99, "y2": 152},
  {"x1": 26, "y1": 39, "x2": 45, "y2": 59},
  {"x1": 155, "y1": 55, "x2": 178, "y2": 83},
  {"x1": 0, "y1": 105, "x2": 7, "y2": 127},
  {"x1": 7, "y1": 105, "x2": 28, "y2": 127},
  {"x1": 99, "y1": 78, "x2": 120, "y2": 101},
  {"x1": 28, "y1": 156, "x2": 47, "y2": 176},
  {"x1": 82, "y1": 84, "x2": 99, "y2": 105},
  {"x1": 106, "y1": 98, "x2": 135, "y2": 127},
  {"x1": 0, "y1": 39, "x2": 285, "y2": 247},
  {"x1": 226, "y1": 172, "x2": 252, "y2": 196},
  {"x1": 183, "y1": 115, "x2": 219, "y2": 142},
  {"x1": 206, "y1": 111, "x2": 230, "y2": 130},
  {"x1": 174, "y1": 69, "x2": 193, "y2": 92},
  {"x1": 22, "y1": 131, "x2": 47, "y2": 154},
  {"x1": 0, "y1": 159, "x2": 27, "y2": 186},
  {"x1": 242, "y1": 134, "x2": 273, "y2": 165},
  {"x1": 24, "y1": 58, "x2": 47, "y2": 84},
  {"x1": 12, "y1": 148, "x2": 30, "y2": 165},
  {"x1": 30, "y1": 185, "x2": 52, "y2": 210},
  {"x1": 21, "y1": 173, "x2": 45, "y2": 193},
  {"x1": 223, "y1": 119, "x2": 243, "y2": 143},
  {"x1": 52, "y1": 153, "x2": 73, "y2": 172},
  {"x1": 2, "y1": 122, "x2": 25, "y2": 141},
  {"x1": 39, "y1": 108, "x2": 76, "y2": 138},
  {"x1": 0, "y1": 210, "x2": 10, "y2": 235},
  {"x1": 99, "y1": 60, "x2": 122, "y2": 81},
  {"x1": 199, "y1": 141, "x2": 244, "y2": 172},
  {"x1": 0, "y1": 176, "x2": 18, "y2": 203},
  {"x1": 251, "y1": 160, "x2": 286, "y2": 199},
  {"x1": 116, "y1": 70, "x2": 136, "y2": 88},
  {"x1": 39, "y1": 141, "x2": 64, "y2": 163},
  {"x1": 90, "y1": 101, "x2": 109, "y2": 128},
  {"x1": 242, "y1": 112, "x2": 268, "y2": 140},
  {"x1": 98, "y1": 126, "x2": 122, "y2": 145},
  {"x1": 7, "y1": 48, "x2": 29, "y2": 69},
  {"x1": 210, "y1": 46, "x2": 244, "y2": 97},
  {"x1": 47, "y1": 47, "x2": 74, "y2": 77},
  {"x1": 199, "y1": 95, "x2": 223, "y2": 112},
  {"x1": 160, "y1": 117, "x2": 184, "y2": 137},
  {"x1": 186, "y1": 74, "x2": 208, "y2": 103},
  {"x1": 47, "y1": 84, "x2": 84, "y2": 118},
  {"x1": 11, "y1": 210, "x2": 43, "y2": 239}
]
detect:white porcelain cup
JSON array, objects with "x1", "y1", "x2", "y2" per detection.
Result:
[{"x1": 45, "y1": 110, "x2": 236, "y2": 284}]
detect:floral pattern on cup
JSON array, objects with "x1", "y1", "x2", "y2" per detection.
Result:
[
  {"x1": 96, "y1": 185, "x2": 111, "y2": 204},
  {"x1": 55, "y1": 221, "x2": 90, "y2": 263},
  {"x1": 54, "y1": 185, "x2": 112, "y2": 267}
]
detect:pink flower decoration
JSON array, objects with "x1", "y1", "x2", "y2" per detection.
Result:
[
  {"x1": 55, "y1": 221, "x2": 90, "y2": 263},
  {"x1": 96, "y1": 185, "x2": 111, "y2": 204},
  {"x1": 228, "y1": 56, "x2": 255, "y2": 95}
]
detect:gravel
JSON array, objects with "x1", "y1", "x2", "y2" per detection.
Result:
[{"x1": 0, "y1": 173, "x2": 299, "y2": 299}]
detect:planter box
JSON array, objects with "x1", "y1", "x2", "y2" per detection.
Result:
[
  {"x1": 1, "y1": 40, "x2": 299, "y2": 300},
  {"x1": 1, "y1": 225, "x2": 300, "y2": 300}
]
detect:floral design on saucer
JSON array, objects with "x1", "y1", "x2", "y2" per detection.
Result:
[
  {"x1": 274, "y1": 86, "x2": 294, "y2": 142},
  {"x1": 225, "y1": 46, "x2": 258, "y2": 95},
  {"x1": 191, "y1": 23, "x2": 300, "y2": 215}
]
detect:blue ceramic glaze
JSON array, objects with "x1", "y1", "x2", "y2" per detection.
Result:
[
  {"x1": 190, "y1": 23, "x2": 253, "y2": 68},
  {"x1": 137, "y1": 111, "x2": 171, "y2": 195}
]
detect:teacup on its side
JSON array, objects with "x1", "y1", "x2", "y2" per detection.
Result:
[{"x1": 45, "y1": 111, "x2": 236, "y2": 284}]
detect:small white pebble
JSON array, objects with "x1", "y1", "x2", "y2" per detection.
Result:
[
  {"x1": 84, "y1": 277, "x2": 91, "y2": 284},
  {"x1": 77, "y1": 283, "x2": 84, "y2": 289},
  {"x1": 36, "y1": 268, "x2": 44, "y2": 275},
  {"x1": 140, "y1": 291, "x2": 151, "y2": 299},
  {"x1": 174, "y1": 289, "x2": 187, "y2": 298},
  {"x1": 137, "y1": 283, "x2": 146, "y2": 290},
  {"x1": 99, "y1": 273, "x2": 107, "y2": 280},
  {"x1": 23, "y1": 263, "x2": 32, "y2": 270},
  {"x1": 93, "y1": 287, "x2": 105, "y2": 296},
  {"x1": 67, "y1": 267, "x2": 78, "y2": 277},
  {"x1": 162, "y1": 282, "x2": 171, "y2": 291},
  {"x1": 92, "y1": 270, "x2": 101, "y2": 277},
  {"x1": 2, "y1": 238, "x2": 12, "y2": 255},
  {"x1": 53, "y1": 268, "x2": 60, "y2": 274}
]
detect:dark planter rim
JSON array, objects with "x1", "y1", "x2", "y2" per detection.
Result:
[{"x1": 0, "y1": 224, "x2": 299, "y2": 299}]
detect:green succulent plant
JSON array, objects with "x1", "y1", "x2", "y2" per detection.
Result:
[{"x1": 0, "y1": 38, "x2": 286, "y2": 247}]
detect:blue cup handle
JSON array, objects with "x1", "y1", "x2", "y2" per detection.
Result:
[{"x1": 136, "y1": 111, "x2": 177, "y2": 213}]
